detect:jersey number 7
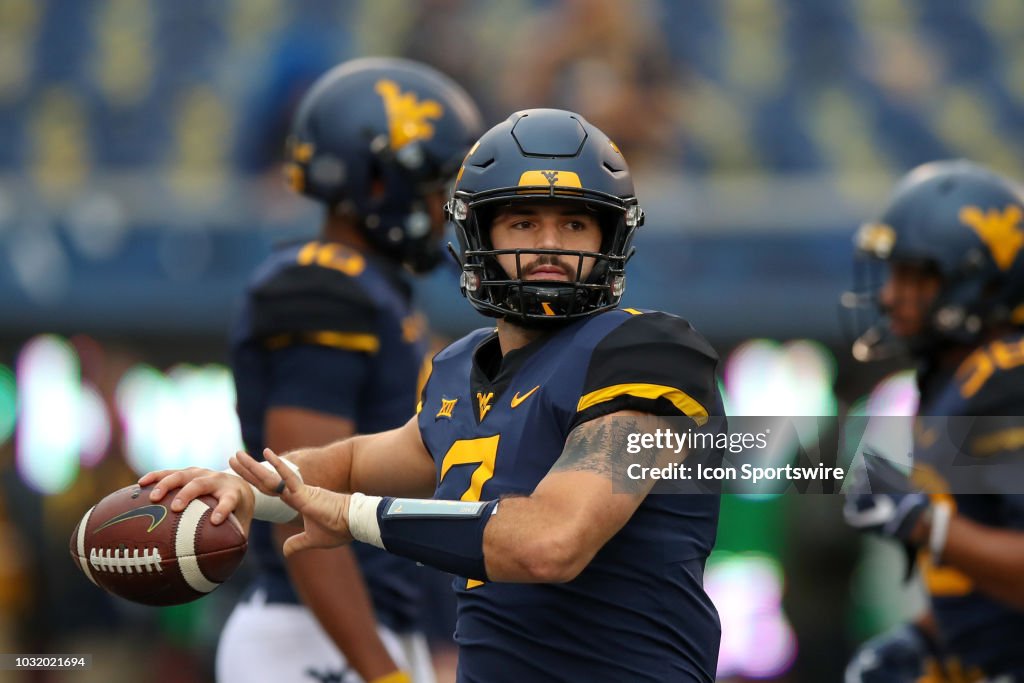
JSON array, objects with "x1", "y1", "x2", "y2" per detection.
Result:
[{"x1": 440, "y1": 434, "x2": 500, "y2": 589}]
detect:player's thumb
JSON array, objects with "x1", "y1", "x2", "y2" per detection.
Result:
[{"x1": 282, "y1": 531, "x2": 315, "y2": 557}]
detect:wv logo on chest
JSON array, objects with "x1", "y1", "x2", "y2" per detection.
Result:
[{"x1": 476, "y1": 391, "x2": 494, "y2": 421}]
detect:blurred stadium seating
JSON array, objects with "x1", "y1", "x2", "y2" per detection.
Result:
[{"x1": 1, "y1": 0, "x2": 1022, "y2": 342}]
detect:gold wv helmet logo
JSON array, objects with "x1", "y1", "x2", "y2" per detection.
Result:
[
  {"x1": 375, "y1": 79, "x2": 444, "y2": 151},
  {"x1": 959, "y1": 204, "x2": 1024, "y2": 271}
]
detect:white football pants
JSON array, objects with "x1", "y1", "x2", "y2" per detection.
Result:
[{"x1": 216, "y1": 589, "x2": 436, "y2": 683}]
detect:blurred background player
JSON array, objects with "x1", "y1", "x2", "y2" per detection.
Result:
[
  {"x1": 222, "y1": 58, "x2": 482, "y2": 683},
  {"x1": 844, "y1": 160, "x2": 1024, "y2": 682}
]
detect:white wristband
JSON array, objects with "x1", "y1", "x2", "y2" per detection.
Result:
[
  {"x1": 347, "y1": 492, "x2": 384, "y2": 549},
  {"x1": 221, "y1": 460, "x2": 302, "y2": 524},
  {"x1": 929, "y1": 501, "x2": 953, "y2": 562}
]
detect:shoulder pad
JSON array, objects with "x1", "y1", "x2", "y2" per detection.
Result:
[
  {"x1": 575, "y1": 310, "x2": 721, "y2": 424},
  {"x1": 593, "y1": 311, "x2": 719, "y2": 361},
  {"x1": 248, "y1": 260, "x2": 377, "y2": 342}
]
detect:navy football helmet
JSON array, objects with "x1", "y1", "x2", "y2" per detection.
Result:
[
  {"x1": 847, "y1": 160, "x2": 1024, "y2": 360},
  {"x1": 285, "y1": 57, "x2": 483, "y2": 272},
  {"x1": 446, "y1": 109, "x2": 644, "y2": 324}
]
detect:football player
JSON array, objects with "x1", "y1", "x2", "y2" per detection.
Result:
[
  {"x1": 221, "y1": 58, "x2": 481, "y2": 683},
  {"x1": 843, "y1": 160, "x2": 1024, "y2": 682},
  {"x1": 144, "y1": 109, "x2": 727, "y2": 682}
]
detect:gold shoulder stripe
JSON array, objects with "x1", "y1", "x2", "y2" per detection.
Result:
[
  {"x1": 263, "y1": 331, "x2": 380, "y2": 354},
  {"x1": 306, "y1": 331, "x2": 379, "y2": 353},
  {"x1": 576, "y1": 383, "x2": 708, "y2": 425},
  {"x1": 970, "y1": 427, "x2": 1024, "y2": 457},
  {"x1": 296, "y1": 241, "x2": 321, "y2": 265},
  {"x1": 622, "y1": 308, "x2": 643, "y2": 315}
]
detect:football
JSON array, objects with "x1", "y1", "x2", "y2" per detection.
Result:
[{"x1": 69, "y1": 483, "x2": 247, "y2": 606}]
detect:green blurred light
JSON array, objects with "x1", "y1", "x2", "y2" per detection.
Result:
[
  {"x1": 716, "y1": 494, "x2": 786, "y2": 555},
  {"x1": 0, "y1": 364, "x2": 14, "y2": 444}
]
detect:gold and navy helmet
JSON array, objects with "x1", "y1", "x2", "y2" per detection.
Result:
[
  {"x1": 285, "y1": 57, "x2": 482, "y2": 272},
  {"x1": 446, "y1": 109, "x2": 644, "y2": 324},
  {"x1": 847, "y1": 160, "x2": 1024, "y2": 360}
]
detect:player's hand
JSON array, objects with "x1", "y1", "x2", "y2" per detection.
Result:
[
  {"x1": 139, "y1": 462, "x2": 256, "y2": 532},
  {"x1": 843, "y1": 451, "x2": 930, "y2": 544},
  {"x1": 231, "y1": 448, "x2": 354, "y2": 556},
  {"x1": 845, "y1": 623, "x2": 942, "y2": 683}
]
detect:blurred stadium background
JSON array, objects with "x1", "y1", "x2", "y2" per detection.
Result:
[{"x1": 1, "y1": 0, "x2": 1021, "y2": 680}]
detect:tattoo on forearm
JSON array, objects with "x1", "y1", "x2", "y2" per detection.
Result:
[{"x1": 552, "y1": 414, "x2": 675, "y2": 493}]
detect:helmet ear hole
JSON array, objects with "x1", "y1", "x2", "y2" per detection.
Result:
[{"x1": 598, "y1": 212, "x2": 620, "y2": 253}]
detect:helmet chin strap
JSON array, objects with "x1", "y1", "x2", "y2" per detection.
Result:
[{"x1": 500, "y1": 283, "x2": 589, "y2": 327}]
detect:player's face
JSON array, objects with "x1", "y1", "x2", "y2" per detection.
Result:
[
  {"x1": 489, "y1": 202, "x2": 602, "y2": 282},
  {"x1": 879, "y1": 261, "x2": 942, "y2": 338}
]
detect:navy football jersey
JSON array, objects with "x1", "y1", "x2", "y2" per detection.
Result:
[
  {"x1": 912, "y1": 332, "x2": 1024, "y2": 678},
  {"x1": 418, "y1": 308, "x2": 725, "y2": 683},
  {"x1": 231, "y1": 240, "x2": 428, "y2": 632}
]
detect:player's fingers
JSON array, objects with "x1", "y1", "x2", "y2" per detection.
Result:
[
  {"x1": 146, "y1": 468, "x2": 203, "y2": 502},
  {"x1": 229, "y1": 451, "x2": 279, "y2": 493},
  {"x1": 170, "y1": 473, "x2": 231, "y2": 513},
  {"x1": 138, "y1": 470, "x2": 174, "y2": 487},
  {"x1": 264, "y1": 449, "x2": 303, "y2": 494},
  {"x1": 209, "y1": 488, "x2": 239, "y2": 527}
]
